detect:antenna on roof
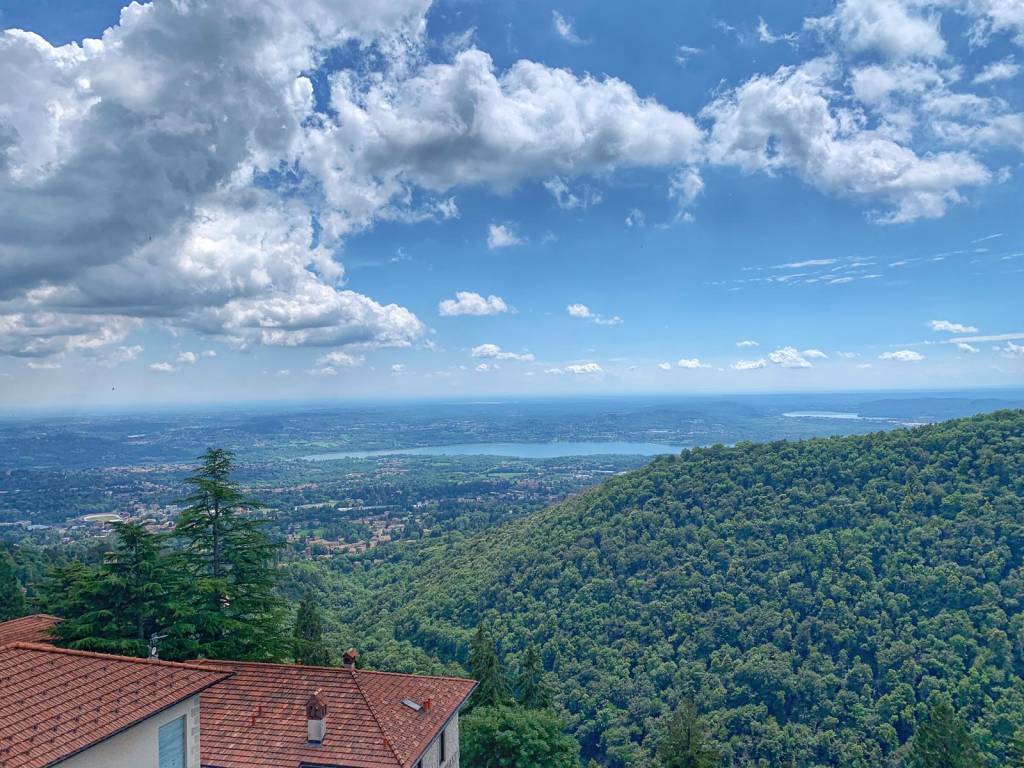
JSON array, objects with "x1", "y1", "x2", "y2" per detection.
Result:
[{"x1": 149, "y1": 632, "x2": 168, "y2": 660}]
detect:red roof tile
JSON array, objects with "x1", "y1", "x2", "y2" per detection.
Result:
[
  {"x1": 0, "y1": 615, "x2": 59, "y2": 647},
  {"x1": 0, "y1": 643, "x2": 231, "y2": 768},
  {"x1": 196, "y1": 660, "x2": 476, "y2": 768}
]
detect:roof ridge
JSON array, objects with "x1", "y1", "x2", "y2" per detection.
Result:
[
  {"x1": 354, "y1": 667, "x2": 476, "y2": 684},
  {"x1": 5, "y1": 642, "x2": 232, "y2": 675},
  {"x1": 350, "y1": 665, "x2": 405, "y2": 768}
]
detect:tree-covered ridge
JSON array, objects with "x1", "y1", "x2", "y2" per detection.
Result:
[{"x1": 319, "y1": 410, "x2": 1024, "y2": 767}]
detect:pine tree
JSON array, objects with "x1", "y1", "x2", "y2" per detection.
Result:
[
  {"x1": 905, "y1": 701, "x2": 983, "y2": 768},
  {"x1": 293, "y1": 589, "x2": 332, "y2": 666},
  {"x1": 174, "y1": 448, "x2": 287, "y2": 661},
  {"x1": 468, "y1": 622, "x2": 512, "y2": 710},
  {"x1": 0, "y1": 548, "x2": 26, "y2": 621},
  {"x1": 516, "y1": 643, "x2": 552, "y2": 709},
  {"x1": 655, "y1": 700, "x2": 721, "y2": 768},
  {"x1": 44, "y1": 523, "x2": 185, "y2": 657}
]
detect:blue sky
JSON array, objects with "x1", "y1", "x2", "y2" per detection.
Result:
[{"x1": 0, "y1": 0, "x2": 1021, "y2": 407}]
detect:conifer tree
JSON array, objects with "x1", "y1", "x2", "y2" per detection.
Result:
[
  {"x1": 174, "y1": 448, "x2": 287, "y2": 661},
  {"x1": 0, "y1": 548, "x2": 26, "y2": 621},
  {"x1": 293, "y1": 589, "x2": 332, "y2": 666},
  {"x1": 655, "y1": 700, "x2": 721, "y2": 768},
  {"x1": 905, "y1": 701, "x2": 983, "y2": 768},
  {"x1": 44, "y1": 523, "x2": 184, "y2": 657},
  {"x1": 516, "y1": 643, "x2": 552, "y2": 709},
  {"x1": 468, "y1": 622, "x2": 512, "y2": 709}
]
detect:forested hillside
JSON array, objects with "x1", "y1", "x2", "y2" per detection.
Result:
[{"x1": 303, "y1": 410, "x2": 1024, "y2": 767}]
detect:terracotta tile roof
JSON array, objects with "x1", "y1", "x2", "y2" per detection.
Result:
[
  {"x1": 0, "y1": 615, "x2": 59, "y2": 647},
  {"x1": 196, "y1": 660, "x2": 476, "y2": 768},
  {"x1": 0, "y1": 642, "x2": 231, "y2": 768}
]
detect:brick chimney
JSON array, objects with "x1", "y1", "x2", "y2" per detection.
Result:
[
  {"x1": 306, "y1": 689, "x2": 327, "y2": 745},
  {"x1": 342, "y1": 648, "x2": 358, "y2": 670}
]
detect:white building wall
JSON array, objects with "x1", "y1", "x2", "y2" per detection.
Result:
[
  {"x1": 418, "y1": 714, "x2": 460, "y2": 768},
  {"x1": 59, "y1": 694, "x2": 201, "y2": 768}
]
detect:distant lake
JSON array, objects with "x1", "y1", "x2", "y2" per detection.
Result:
[
  {"x1": 783, "y1": 411, "x2": 866, "y2": 420},
  {"x1": 301, "y1": 442, "x2": 683, "y2": 460}
]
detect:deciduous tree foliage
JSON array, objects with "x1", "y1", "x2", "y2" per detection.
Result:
[
  {"x1": 0, "y1": 547, "x2": 26, "y2": 621},
  {"x1": 654, "y1": 700, "x2": 721, "y2": 768},
  {"x1": 461, "y1": 705, "x2": 580, "y2": 768},
  {"x1": 320, "y1": 411, "x2": 1024, "y2": 767}
]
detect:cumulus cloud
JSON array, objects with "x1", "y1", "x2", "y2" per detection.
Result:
[
  {"x1": 769, "y1": 346, "x2": 814, "y2": 368},
  {"x1": 149, "y1": 361, "x2": 175, "y2": 372},
  {"x1": 677, "y1": 358, "x2": 710, "y2": 369},
  {"x1": 566, "y1": 303, "x2": 623, "y2": 326},
  {"x1": 658, "y1": 362, "x2": 672, "y2": 370},
  {"x1": 956, "y1": 342, "x2": 980, "y2": 352},
  {"x1": 544, "y1": 176, "x2": 602, "y2": 209},
  {"x1": 439, "y1": 291, "x2": 509, "y2": 316},
  {"x1": 732, "y1": 358, "x2": 768, "y2": 370},
  {"x1": 668, "y1": 167, "x2": 705, "y2": 218},
  {"x1": 0, "y1": 5, "x2": 703, "y2": 362},
  {"x1": 487, "y1": 224, "x2": 522, "y2": 249},
  {"x1": 880, "y1": 349, "x2": 925, "y2": 361},
  {"x1": 564, "y1": 362, "x2": 603, "y2": 374},
  {"x1": 470, "y1": 343, "x2": 534, "y2": 361},
  {"x1": 702, "y1": 58, "x2": 992, "y2": 222},
  {"x1": 316, "y1": 350, "x2": 364, "y2": 367},
  {"x1": 736, "y1": 340, "x2": 760, "y2": 348},
  {"x1": 624, "y1": 209, "x2": 646, "y2": 227},
  {"x1": 805, "y1": 0, "x2": 946, "y2": 59},
  {"x1": 998, "y1": 341, "x2": 1024, "y2": 357},
  {"x1": 930, "y1": 319, "x2": 979, "y2": 333},
  {"x1": 176, "y1": 351, "x2": 197, "y2": 365},
  {"x1": 803, "y1": 348, "x2": 828, "y2": 359}
]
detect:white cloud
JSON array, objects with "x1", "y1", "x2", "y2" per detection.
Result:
[
  {"x1": 677, "y1": 358, "x2": 710, "y2": 369},
  {"x1": 997, "y1": 341, "x2": 1024, "y2": 357},
  {"x1": 658, "y1": 362, "x2": 672, "y2": 370},
  {"x1": 956, "y1": 342, "x2": 980, "y2": 352},
  {"x1": 544, "y1": 177, "x2": 602, "y2": 209},
  {"x1": 732, "y1": 358, "x2": 768, "y2": 370},
  {"x1": 487, "y1": 224, "x2": 522, "y2": 249},
  {"x1": 552, "y1": 11, "x2": 585, "y2": 44},
  {"x1": 566, "y1": 303, "x2": 623, "y2": 326},
  {"x1": 880, "y1": 349, "x2": 924, "y2": 361},
  {"x1": 439, "y1": 291, "x2": 510, "y2": 317},
  {"x1": 973, "y1": 56, "x2": 1021, "y2": 84},
  {"x1": 26, "y1": 360, "x2": 62, "y2": 370},
  {"x1": 758, "y1": 17, "x2": 798, "y2": 45},
  {"x1": 149, "y1": 362, "x2": 176, "y2": 372},
  {"x1": 106, "y1": 345, "x2": 143, "y2": 365},
  {"x1": 702, "y1": 58, "x2": 991, "y2": 222},
  {"x1": 836, "y1": 351, "x2": 859, "y2": 358},
  {"x1": 803, "y1": 348, "x2": 829, "y2": 359},
  {"x1": 544, "y1": 367, "x2": 565, "y2": 375},
  {"x1": 949, "y1": 332, "x2": 1024, "y2": 343},
  {"x1": 475, "y1": 362, "x2": 492, "y2": 372},
  {"x1": 676, "y1": 45, "x2": 702, "y2": 66},
  {"x1": 769, "y1": 346, "x2": 814, "y2": 368},
  {"x1": 805, "y1": 0, "x2": 946, "y2": 59},
  {"x1": 625, "y1": 209, "x2": 646, "y2": 227},
  {"x1": 201, "y1": 349, "x2": 217, "y2": 358},
  {"x1": 930, "y1": 319, "x2": 979, "y2": 333},
  {"x1": 391, "y1": 363, "x2": 406, "y2": 374},
  {"x1": 470, "y1": 343, "x2": 534, "y2": 361},
  {"x1": 176, "y1": 351, "x2": 197, "y2": 365},
  {"x1": 668, "y1": 167, "x2": 705, "y2": 217},
  {"x1": 773, "y1": 259, "x2": 836, "y2": 269},
  {"x1": 736, "y1": 340, "x2": 760, "y2": 348},
  {"x1": 564, "y1": 362, "x2": 603, "y2": 375},
  {"x1": 316, "y1": 351, "x2": 364, "y2": 367}
]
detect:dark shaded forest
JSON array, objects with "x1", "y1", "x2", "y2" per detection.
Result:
[{"x1": 299, "y1": 410, "x2": 1024, "y2": 766}]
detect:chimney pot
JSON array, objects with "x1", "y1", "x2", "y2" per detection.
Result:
[
  {"x1": 342, "y1": 648, "x2": 359, "y2": 669},
  {"x1": 306, "y1": 689, "x2": 328, "y2": 745}
]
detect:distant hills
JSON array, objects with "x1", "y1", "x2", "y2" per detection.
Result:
[{"x1": 319, "y1": 410, "x2": 1024, "y2": 767}]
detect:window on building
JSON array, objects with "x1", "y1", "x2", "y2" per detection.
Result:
[
  {"x1": 158, "y1": 715, "x2": 187, "y2": 768},
  {"x1": 439, "y1": 729, "x2": 446, "y2": 762}
]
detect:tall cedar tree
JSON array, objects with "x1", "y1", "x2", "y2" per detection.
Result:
[
  {"x1": 43, "y1": 523, "x2": 187, "y2": 657},
  {"x1": 467, "y1": 622, "x2": 512, "y2": 710},
  {"x1": 293, "y1": 589, "x2": 332, "y2": 666},
  {"x1": 0, "y1": 548, "x2": 26, "y2": 621},
  {"x1": 174, "y1": 448, "x2": 287, "y2": 661},
  {"x1": 516, "y1": 643, "x2": 553, "y2": 709},
  {"x1": 654, "y1": 700, "x2": 721, "y2": 768},
  {"x1": 905, "y1": 702, "x2": 983, "y2": 768}
]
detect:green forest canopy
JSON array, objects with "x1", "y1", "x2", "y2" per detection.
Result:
[{"x1": 308, "y1": 410, "x2": 1024, "y2": 767}]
